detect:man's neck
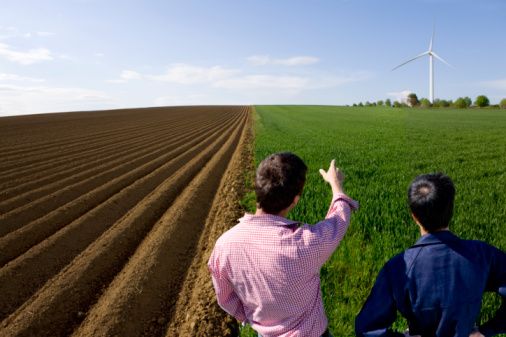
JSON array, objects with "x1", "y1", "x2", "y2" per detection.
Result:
[
  {"x1": 420, "y1": 226, "x2": 450, "y2": 236},
  {"x1": 255, "y1": 208, "x2": 288, "y2": 218}
]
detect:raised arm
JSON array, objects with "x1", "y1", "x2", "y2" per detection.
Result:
[{"x1": 312, "y1": 160, "x2": 358, "y2": 266}]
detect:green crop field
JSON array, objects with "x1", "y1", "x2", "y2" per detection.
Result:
[{"x1": 240, "y1": 105, "x2": 506, "y2": 336}]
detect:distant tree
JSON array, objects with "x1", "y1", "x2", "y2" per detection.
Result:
[
  {"x1": 463, "y1": 97, "x2": 472, "y2": 108},
  {"x1": 358, "y1": 102, "x2": 364, "y2": 107},
  {"x1": 419, "y1": 98, "x2": 431, "y2": 108},
  {"x1": 385, "y1": 99, "x2": 392, "y2": 107},
  {"x1": 453, "y1": 97, "x2": 467, "y2": 109},
  {"x1": 500, "y1": 98, "x2": 506, "y2": 109},
  {"x1": 393, "y1": 101, "x2": 402, "y2": 108},
  {"x1": 365, "y1": 101, "x2": 372, "y2": 107},
  {"x1": 437, "y1": 99, "x2": 451, "y2": 107},
  {"x1": 475, "y1": 95, "x2": 490, "y2": 107},
  {"x1": 407, "y1": 93, "x2": 419, "y2": 107},
  {"x1": 377, "y1": 100, "x2": 384, "y2": 106},
  {"x1": 352, "y1": 103, "x2": 357, "y2": 107}
]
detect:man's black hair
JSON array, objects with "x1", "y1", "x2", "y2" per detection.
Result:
[
  {"x1": 255, "y1": 152, "x2": 307, "y2": 215},
  {"x1": 408, "y1": 173, "x2": 455, "y2": 232}
]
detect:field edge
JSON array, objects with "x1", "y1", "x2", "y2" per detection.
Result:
[{"x1": 164, "y1": 106, "x2": 254, "y2": 336}]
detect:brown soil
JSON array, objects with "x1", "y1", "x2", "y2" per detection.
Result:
[
  {"x1": 0, "y1": 106, "x2": 252, "y2": 337},
  {"x1": 165, "y1": 105, "x2": 254, "y2": 337}
]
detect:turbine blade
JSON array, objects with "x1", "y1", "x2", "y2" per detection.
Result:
[
  {"x1": 391, "y1": 51, "x2": 429, "y2": 71},
  {"x1": 432, "y1": 52, "x2": 453, "y2": 68},
  {"x1": 429, "y1": 25, "x2": 435, "y2": 51}
]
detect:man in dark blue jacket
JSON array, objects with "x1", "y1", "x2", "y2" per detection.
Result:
[{"x1": 355, "y1": 173, "x2": 505, "y2": 337}]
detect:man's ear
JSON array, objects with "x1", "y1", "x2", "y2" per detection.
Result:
[
  {"x1": 291, "y1": 195, "x2": 300, "y2": 208},
  {"x1": 288, "y1": 194, "x2": 300, "y2": 210},
  {"x1": 412, "y1": 213, "x2": 431, "y2": 235},
  {"x1": 411, "y1": 213, "x2": 419, "y2": 224},
  {"x1": 411, "y1": 213, "x2": 424, "y2": 227}
]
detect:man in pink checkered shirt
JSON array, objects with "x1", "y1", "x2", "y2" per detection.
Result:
[{"x1": 208, "y1": 152, "x2": 358, "y2": 337}]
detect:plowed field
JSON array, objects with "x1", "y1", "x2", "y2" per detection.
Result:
[{"x1": 0, "y1": 106, "x2": 251, "y2": 337}]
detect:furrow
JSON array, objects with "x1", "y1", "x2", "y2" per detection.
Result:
[
  {"x1": 0, "y1": 112, "x2": 243, "y2": 321},
  {"x1": 0, "y1": 106, "x2": 198, "y2": 158},
  {"x1": 165, "y1": 107, "x2": 252, "y2": 337},
  {"x1": 72, "y1": 110, "x2": 247, "y2": 337},
  {"x1": 0, "y1": 115, "x2": 208, "y2": 177},
  {"x1": 0, "y1": 111, "x2": 230, "y2": 201},
  {"x1": 0, "y1": 110, "x2": 245, "y2": 337},
  {"x1": 0, "y1": 118, "x2": 176, "y2": 164},
  {"x1": 0, "y1": 114, "x2": 217, "y2": 189},
  {"x1": 0, "y1": 115, "x2": 233, "y2": 233},
  {"x1": 0, "y1": 105, "x2": 215, "y2": 149},
  {"x1": 0, "y1": 106, "x2": 204, "y2": 152},
  {"x1": 0, "y1": 111, "x2": 240, "y2": 245},
  {"x1": 0, "y1": 113, "x2": 231, "y2": 212}
]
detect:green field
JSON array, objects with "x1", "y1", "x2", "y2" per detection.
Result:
[{"x1": 240, "y1": 105, "x2": 506, "y2": 336}]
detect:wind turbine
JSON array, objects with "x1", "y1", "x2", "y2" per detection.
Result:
[{"x1": 392, "y1": 28, "x2": 451, "y2": 103}]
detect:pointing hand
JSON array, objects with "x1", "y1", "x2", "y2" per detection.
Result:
[{"x1": 319, "y1": 159, "x2": 344, "y2": 195}]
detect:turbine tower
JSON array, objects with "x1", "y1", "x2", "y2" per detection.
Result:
[{"x1": 392, "y1": 28, "x2": 451, "y2": 103}]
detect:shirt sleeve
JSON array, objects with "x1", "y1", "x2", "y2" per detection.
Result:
[
  {"x1": 207, "y1": 248, "x2": 247, "y2": 322},
  {"x1": 312, "y1": 193, "x2": 358, "y2": 267},
  {"x1": 479, "y1": 245, "x2": 506, "y2": 337}
]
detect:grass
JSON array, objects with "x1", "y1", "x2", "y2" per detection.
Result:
[{"x1": 239, "y1": 105, "x2": 506, "y2": 336}]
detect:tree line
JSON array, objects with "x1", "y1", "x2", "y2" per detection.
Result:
[{"x1": 353, "y1": 94, "x2": 506, "y2": 109}]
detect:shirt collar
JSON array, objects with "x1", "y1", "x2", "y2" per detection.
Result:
[
  {"x1": 412, "y1": 230, "x2": 460, "y2": 247},
  {"x1": 239, "y1": 213, "x2": 300, "y2": 227}
]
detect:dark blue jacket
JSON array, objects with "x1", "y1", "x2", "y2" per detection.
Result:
[{"x1": 355, "y1": 231, "x2": 506, "y2": 337}]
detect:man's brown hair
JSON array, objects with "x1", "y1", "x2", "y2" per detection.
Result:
[{"x1": 255, "y1": 152, "x2": 307, "y2": 214}]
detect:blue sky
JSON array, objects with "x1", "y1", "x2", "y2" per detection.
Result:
[{"x1": 1, "y1": 0, "x2": 505, "y2": 116}]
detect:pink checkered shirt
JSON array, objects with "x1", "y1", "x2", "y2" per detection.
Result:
[{"x1": 208, "y1": 194, "x2": 358, "y2": 337}]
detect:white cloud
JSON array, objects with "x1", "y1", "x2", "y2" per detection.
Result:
[
  {"x1": 106, "y1": 79, "x2": 127, "y2": 84},
  {"x1": 387, "y1": 90, "x2": 412, "y2": 103},
  {"x1": 0, "y1": 26, "x2": 20, "y2": 40},
  {"x1": 481, "y1": 79, "x2": 506, "y2": 91},
  {"x1": 107, "y1": 70, "x2": 142, "y2": 83},
  {"x1": 35, "y1": 31, "x2": 55, "y2": 37},
  {"x1": 154, "y1": 94, "x2": 210, "y2": 106},
  {"x1": 108, "y1": 61, "x2": 370, "y2": 91},
  {"x1": 148, "y1": 64, "x2": 240, "y2": 84},
  {"x1": 214, "y1": 75, "x2": 308, "y2": 91},
  {"x1": 0, "y1": 27, "x2": 54, "y2": 40},
  {"x1": 246, "y1": 55, "x2": 270, "y2": 66},
  {"x1": 106, "y1": 62, "x2": 371, "y2": 103},
  {"x1": 0, "y1": 84, "x2": 112, "y2": 116},
  {"x1": 121, "y1": 70, "x2": 142, "y2": 80},
  {"x1": 309, "y1": 71, "x2": 373, "y2": 88},
  {"x1": 247, "y1": 55, "x2": 320, "y2": 66},
  {"x1": 0, "y1": 42, "x2": 53, "y2": 65},
  {"x1": 215, "y1": 71, "x2": 371, "y2": 93},
  {"x1": 103, "y1": 61, "x2": 371, "y2": 107},
  {"x1": 0, "y1": 73, "x2": 45, "y2": 82}
]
